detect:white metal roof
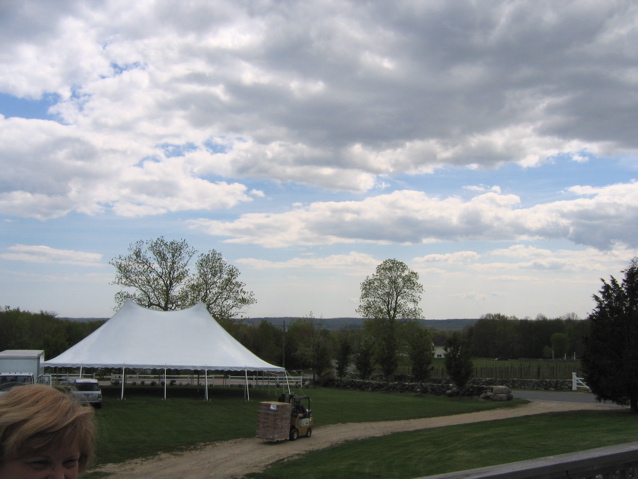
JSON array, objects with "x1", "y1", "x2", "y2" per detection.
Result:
[{"x1": 0, "y1": 350, "x2": 44, "y2": 359}]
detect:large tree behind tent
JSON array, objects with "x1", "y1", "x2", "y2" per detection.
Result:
[{"x1": 110, "y1": 237, "x2": 256, "y2": 327}]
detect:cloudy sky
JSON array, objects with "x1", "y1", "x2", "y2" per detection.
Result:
[{"x1": 1, "y1": 0, "x2": 638, "y2": 320}]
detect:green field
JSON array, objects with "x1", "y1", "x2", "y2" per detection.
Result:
[
  {"x1": 92, "y1": 385, "x2": 525, "y2": 467},
  {"x1": 86, "y1": 385, "x2": 633, "y2": 478},
  {"x1": 247, "y1": 409, "x2": 637, "y2": 479}
]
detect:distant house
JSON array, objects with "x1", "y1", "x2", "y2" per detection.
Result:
[{"x1": 434, "y1": 346, "x2": 446, "y2": 359}]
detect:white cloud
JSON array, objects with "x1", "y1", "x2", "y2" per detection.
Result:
[
  {"x1": 1, "y1": 0, "x2": 637, "y2": 216},
  {"x1": 1, "y1": 245, "x2": 103, "y2": 267},
  {"x1": 235, "y1": 245, "x2": 638, "y2": 319},
  {"x1": 238, "y1": 251, "x2": 378, "y2": 271},
  {"x1": 2, "y1": 1, "x2": 638, "y2": 320},
  {"x1": 0, "y1": 116, "x2": 254, "y2": 219},
  {"x1": 571, "y1": 154, "x2": 589, "y2": 163},
  {"x1": 489, "y1": 245, "x2": 553, "y2": 259},
  {"x1": 409, "y1": 245, "x2": 638, "y2": 318},
  {"x1": 190, "y1": 181, "x2": 638, "y2": 250},
  {"x1": 189, "y1": 190, "x2": 522, "y2": 247},
  {"x1": 448, "y1": 291, "x2": 488, "y2": 302},
  {"x1": 536, "y1": 181, "x2": 638, "y2": 248},
  {"x1": 0, "y1": 3, "x2": 111, "y2": 99},
  {"x1": 437, "y1": 245, "x2": 635, "y2": 279},
  {"x1": 414, "y1": 252, "x2": 481, "y2": 264},
  {"x1": 463, "y1": 185, "x2": 502, "y2": 194}
]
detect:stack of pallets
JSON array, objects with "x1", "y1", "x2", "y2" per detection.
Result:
[{"x1": 256, "y1": 401, "x2": 292, "y2": 441}]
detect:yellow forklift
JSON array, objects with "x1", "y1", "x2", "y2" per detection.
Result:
[{"x1": 279, "y1": 393, "x2": 314, "y2": 440}]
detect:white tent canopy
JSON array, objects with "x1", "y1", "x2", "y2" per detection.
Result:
[{"x1": 45, "y1": 301, "x2": 286, "y2": 399}]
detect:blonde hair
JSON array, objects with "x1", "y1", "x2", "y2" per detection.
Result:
[{"x1": 0, "y1": 384, "x2": 96, "y2": 472}]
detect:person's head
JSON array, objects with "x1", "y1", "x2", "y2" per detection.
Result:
[{"x1": 0, "y1": 384, "x2": 96, "y2": 479}]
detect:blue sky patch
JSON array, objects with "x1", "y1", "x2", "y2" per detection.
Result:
[{"x1": 0, "y1": 92, "x2": 60, "y2": 120}]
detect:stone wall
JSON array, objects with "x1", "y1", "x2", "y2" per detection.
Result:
[{"x1": 322, "y1": 376, "x2": 572, "y2": 398}]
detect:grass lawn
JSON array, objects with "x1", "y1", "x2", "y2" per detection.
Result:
[
  {"x1": 91, "y1": 385, "x2": 526, "y2": 467},
  {"x1": 247, "y1": 409, "x2": 638, "y2": 479},
  {"x1": 89, "y1": 385, "x2": 636, "y2": 479}
]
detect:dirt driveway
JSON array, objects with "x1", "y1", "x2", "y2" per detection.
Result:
[{"x1": 92, "y1": 400, "x2": 620, "y2": 479}]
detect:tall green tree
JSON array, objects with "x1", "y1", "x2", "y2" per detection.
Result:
[
  {"x1": 356, "y1": 259, "x2": 423, "y2": 321},
  {"x1": 466, "y1": 313, "x2": 581, "y2": 359},
  {"x1": 582, "y1": 258, "x2": 638, "y2": 412},
  {"x1": 286, "y1": 315, "x2": 333, "y2": 378},
  {"x1": 184, "y1": 250, "x2": 255, "y2": 323},
  {"x1": 357, "y1": 259, "x2": 423, "y2": 380},
  {"x1": 312, "y1": 330, "x2": 334, "y2": 380},
  {"x1": 0, "y1": 308, "x2": 103, "y2": 359},
  {"x1": 354, "y1": 337, "x2": 375, "y2": 380},
  {"x1": 550, "y1": 332, "x2": 570, "y2": 359},
  {"x1": 444, "y1": 332, "x2": 473, "y2": 390},
  {"x1": 363, "y1": 317, "x2": 398, "y2": 380},
  {"x1": 335, "y1": 331, "x2": 352, "y2": 379},
  {"x1": 563, "y1": 317, "x2": 588, "y2": 359},
  {"x1": 467, "y1": 313, "x2": 519, "y2": 358},
  {"x1": 110, "y1": 237, "x2": 256, "y2": 325},
  {"x1": 249, "y1": 320, "x2": 283, "y2": 366},
  {"x1": 286, "y1": 318, "x2": 315, "y2": 370},
  {"x1": 403, "y1": 321, "x2": 434, "y2": 381}
]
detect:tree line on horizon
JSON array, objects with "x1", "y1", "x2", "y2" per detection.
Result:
[
  {"x1": 0, "y1": 307, "x2": 105, "y2": 359},
  {"x1": 0, "y1": 306, "x2": 586, "y2": 368}
]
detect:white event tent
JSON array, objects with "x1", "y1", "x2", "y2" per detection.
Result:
[{"x1": 45, "y1": 301, "x2": 286, "y2": 399}]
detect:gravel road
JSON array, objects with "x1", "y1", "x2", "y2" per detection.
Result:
[{"x1": 513, "y1": 389, "x2": 609, "y2": 404}]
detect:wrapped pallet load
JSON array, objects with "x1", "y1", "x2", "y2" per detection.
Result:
[{"x1": 256, "y1": 401, "x2": 293, "y2": 441}]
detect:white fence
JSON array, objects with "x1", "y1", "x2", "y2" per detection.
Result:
[
  {"x1": 51, "y1": 372, "x2": 304, "y2": 389},
  {"x1": 571, "y1": 372, "x2": 590, "y2": 391}
]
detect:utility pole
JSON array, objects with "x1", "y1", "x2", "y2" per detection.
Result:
[{"x1": 282, "y1": 320, "x2": 286, "y2": 369}]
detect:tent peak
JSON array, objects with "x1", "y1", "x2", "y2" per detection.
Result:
[{"x1": 119, "y1": 300, "x2": 208, "y2": 313}]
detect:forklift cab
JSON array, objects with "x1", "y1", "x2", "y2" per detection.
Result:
[{"x1": 278, "y1": 393, "x2": 313, "y2": 440}]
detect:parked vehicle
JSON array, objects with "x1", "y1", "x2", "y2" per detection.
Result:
[
  {"x1": 0, "y1": 373, "x2": 34, "y2": 395},
  {"x1": 71, "y1": 378, "x2": 103, "y2": 408}
]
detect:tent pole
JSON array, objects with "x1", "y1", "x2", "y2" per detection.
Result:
[
  {"x1": 79, "y1": 366, "x2": 83, "y2": 378},
  {"x1": 205, "y1": 370, "x2": 209, "y2": 401},
  {"x1": 120, "y1": 367, "x2": 125, "y2": 400},
  {"x1": 284, "y1": 370, "x2": 292, "y2": 395},
  {"x1": 244, "y1": 369, "x2": 250, "y2": 401},
  {"x1": 163, "y1": 368, "x2": 167, "y2": 400}
]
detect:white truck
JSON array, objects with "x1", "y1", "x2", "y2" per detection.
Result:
[
  {"x1": 71, "y1": 378, "x2": 103, "y2": 408},
  {"x1": 0, "y1": 350, "x2": 48, "y2": 395}
]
